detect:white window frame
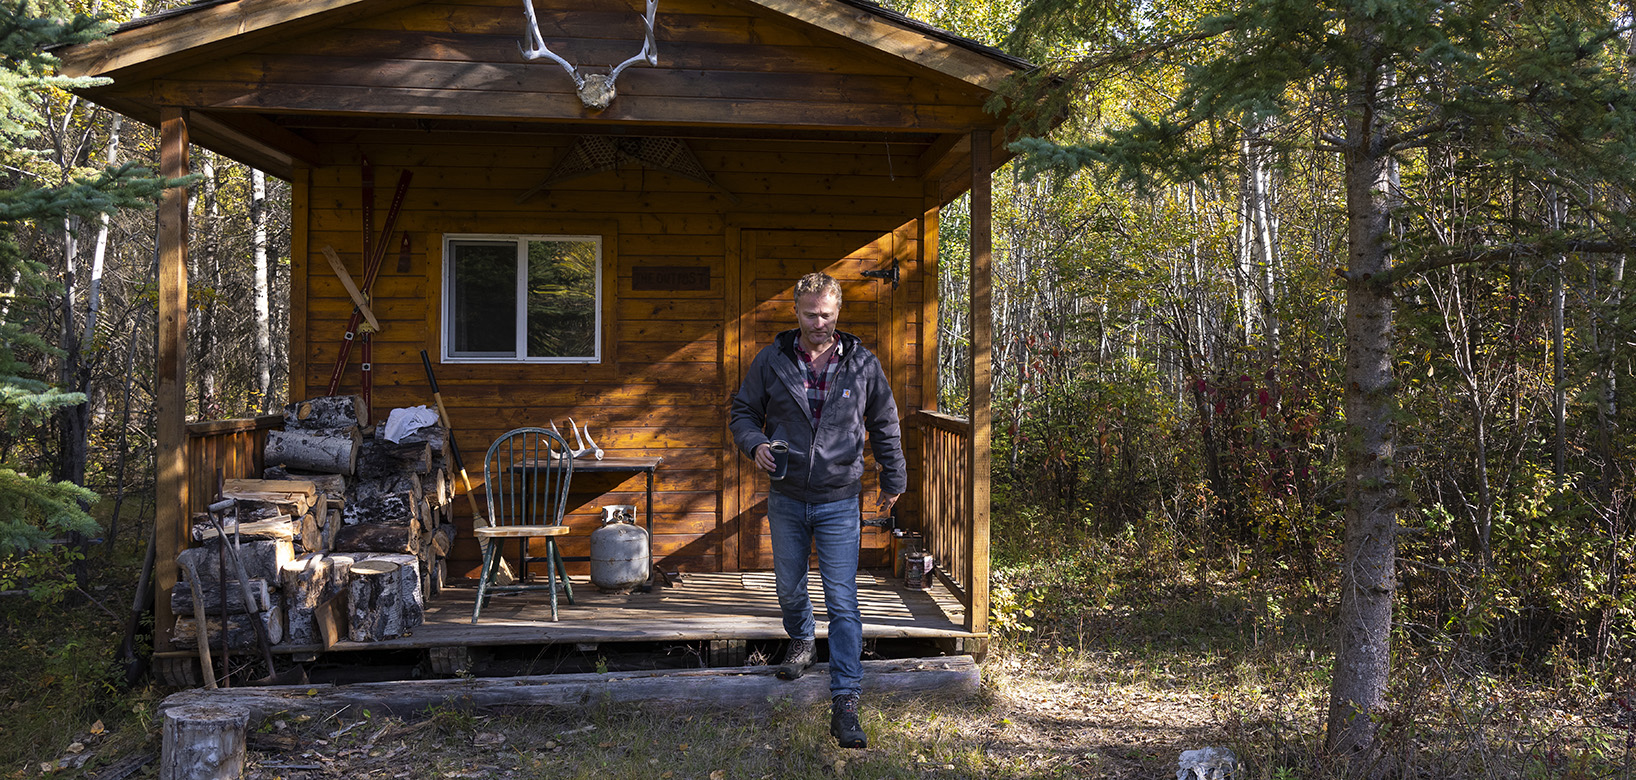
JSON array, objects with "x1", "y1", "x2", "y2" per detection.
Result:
[{"x1": 440, "y1": 233, "x2": 603, "y2": 364}]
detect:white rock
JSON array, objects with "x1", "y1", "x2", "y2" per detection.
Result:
[{"x1": 1177, "y1": 746, "x2": 1240, "y2": 780}]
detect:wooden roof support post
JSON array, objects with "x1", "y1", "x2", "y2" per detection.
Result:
[
  {"x1": 966, "y1": 129, "x2": 992, "y2": 635},
  {"x1": 155, "y1": 107, "x2": 191, "y2": 645}
]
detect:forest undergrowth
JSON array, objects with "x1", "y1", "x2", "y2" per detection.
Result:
[{"x1": 2, "y1": 503, "x2": 1632, "y2": 779}]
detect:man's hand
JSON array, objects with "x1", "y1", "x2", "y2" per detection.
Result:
[
  {"x1": 754, "y1": 442, "x2": 777, "y2": 473},
  {"x1": 876, "y1": 491, "x2": 901, "y2": 516}
]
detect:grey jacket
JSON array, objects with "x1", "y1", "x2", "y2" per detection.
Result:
[{"x1": 729, "y1": 329, "x2": 907, "y2": 504}]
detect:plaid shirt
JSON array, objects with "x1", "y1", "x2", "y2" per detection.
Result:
[{"x1": 796, "y1": 340, "x2": 843, "y2": 427}]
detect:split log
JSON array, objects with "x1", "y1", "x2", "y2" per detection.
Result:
[
  {"x1": 156, "y1": 657, "x2": 981, "y2": 720},
  {"x1": 264, "y1": 429, "x2": 359, "y2": 475},
  {"x1": 347, "y1": 559, "x2": 402, "y2": 641},
  {"x1": 416, "y1": 498, "x2": 433, "y2": 534},
  {"x1": 191, "y1": 517, "x2": 295, "y2": 544},
  {"x1": 428, "y1": 524, "x2": 456, "y2": 558},
  {"x1": 333, "y1": 523, "x2": 418, "y2": 554},
  {"x1": 281, "y1": 554, "x2": 334, "y2": 647},
  {"x1": 263, "y1": 467, "x2": 347, "y2": 503},
  {"x1": 322, "y1": 509, "x2": 341, "y2": 553},
  {"x1": 222, "y1": 478, "x2": 317, "y2": 511},
  {"x1": 296, "y1": 511, "x2": 323, "y2": 554},
  {"x1": 356, "y1": 437, "x2": 432, "y2": 479},
  {"x1": 160, "y1": 702, "x2": 248, "y2": 780},
  {"x1": 233, "y1": 498, "x2": 310, "y2": 521},
  {"x1": 178, "y1": 538, "x2": 294, "y2": 589},
  {"x1": 170, "y1": 606, "x2": 284, "y2": 651},
  {"x1": 284, "y1": 395, "x2": 368, "y2": 430},
  {"x1": 170, "y1": 578, "x2": 272, "y2": 615},
  {"x1": 324, "y1": 555, "x2": 355, "y2": 603},
  {"x1": 426, "y1": 469, "x2": 449, "y2": 507}
]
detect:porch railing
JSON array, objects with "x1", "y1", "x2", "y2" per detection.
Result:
[
  {"x1": 185, "y1": 414, "x2": 283, "y2": 517},
  {"x1": 913, "y1": 409, "x2": 986, "y2": 634}
]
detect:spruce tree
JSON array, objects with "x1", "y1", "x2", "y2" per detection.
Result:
[
  {"x1": 0, "y1": 0, "x2": 179, "y2": 562},
  {"x1": 1004, "y1": 0, "x2": 1636, "y2": 767}
]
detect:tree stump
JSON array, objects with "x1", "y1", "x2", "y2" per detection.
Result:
[
  {"x1": 347, "y1": 559, "x2": 402, "y2": 641},
  {"x1": 264, "y1": 429, "x2": 360, "y2": 475},
  {"x1": 160, "y1": 702, "x2": 249, "y2": 780}
]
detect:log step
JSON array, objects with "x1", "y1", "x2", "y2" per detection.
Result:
[{"x1": 158, "y1": 656, "x2": 978, "y2": 720}]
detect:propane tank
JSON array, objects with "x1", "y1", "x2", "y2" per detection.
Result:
[{"x1": 590, "y1": 505, "x2": 649, "y2": 592}]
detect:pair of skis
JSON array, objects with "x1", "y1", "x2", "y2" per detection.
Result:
[{"x1": 325, "y1": 159, "x2": 412, "y2": 413}]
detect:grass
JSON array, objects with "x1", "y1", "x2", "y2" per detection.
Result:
[{"x1": 2, "y1": 508, "x2": 1633, "y2": 779}]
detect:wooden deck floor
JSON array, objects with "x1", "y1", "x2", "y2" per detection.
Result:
[{"x1": 312, "y1": 569, "x2": 975, "y2": 653}]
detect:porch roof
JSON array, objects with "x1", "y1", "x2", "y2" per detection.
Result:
[{"x1": 54, "y1": 0, "x2": 1033, "y2": 199}]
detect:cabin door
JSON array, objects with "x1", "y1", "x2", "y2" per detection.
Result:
[{"x1": 733, "y1": 229, "x2": 899, "y2": 571}]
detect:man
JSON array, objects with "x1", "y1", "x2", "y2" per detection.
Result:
[{"x1": 729, "y1": 271, "x2": 907, "y2": 749}]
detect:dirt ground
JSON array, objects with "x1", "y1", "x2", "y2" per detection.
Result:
[{"x1": 223, "y1": 658, "x2": 1232, "y2": 780}]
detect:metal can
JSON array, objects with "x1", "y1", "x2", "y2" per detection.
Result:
[{"x1": 903, "y1": 551, "x2": 934, "y2": 590}]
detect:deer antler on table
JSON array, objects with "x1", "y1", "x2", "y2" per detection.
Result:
[{"x1": 520, "y1": 0, "x2": 659, "y2": 110}]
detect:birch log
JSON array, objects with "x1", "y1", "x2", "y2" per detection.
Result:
[
  {"x1": 177, "y1": 538, "x2": 293, "y2": 589},
  {"x1": 281, "y1": 554, "x2": 332, "y2": 647},
  {"x1": 170, "y1": 578, "x2": 272, "y2": 615},
  {"x1": 356, "y1": 437, "x2": 431, "y2": 479},
  {"x1": 170, "y1": 607, "x2": 284, "y2": 651},
  {"x1": 264, "y1": 429, "x2": 359, "y2": 475},
  {"x1": 333, "y1": 523, "x2": 419, "y2": 554},
  {"x1": 347, "y1": 559, "x2": 402, "y2": 641},
  {"x1": 284, "y1": 395, "x2": 368, "y2": 430},
  {"x1": 354, "y1": 552, "x2": 425, "y2": 629}
]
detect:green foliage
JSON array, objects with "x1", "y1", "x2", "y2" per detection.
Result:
[
  {"x1": 0, "y1": 469, "x2": 96, "y2": 556},
  {"x1": 0, "y1": 0, "x2": 182, "y2": 562}
]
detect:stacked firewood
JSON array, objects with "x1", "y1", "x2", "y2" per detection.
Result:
[{"x1": 170, "y1": 395, "x2": 459, "y2": 650}]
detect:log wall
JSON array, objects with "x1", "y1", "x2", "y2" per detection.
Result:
[{"x1": 292, "y1": 133, "x2": 935, "y2": 576}]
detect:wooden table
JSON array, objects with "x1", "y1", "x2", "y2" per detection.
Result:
[{"x1": 568, "y1": 455, "x2": 663, "y2": 539}]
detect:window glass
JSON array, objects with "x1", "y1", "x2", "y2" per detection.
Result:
[
  {"x1": 444, "y1": 235, "x2": 601, "y2": 363},
  {"x1": 526, "y1": 238, "x2": 599, "y2": 359},
  {"x1": 450, "y1": 241, "x2": 517, "y2": 356}
]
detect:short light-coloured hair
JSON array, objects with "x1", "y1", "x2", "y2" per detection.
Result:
[{"x1": 793, "y1": 272, "x2": 842, "y2": 306}]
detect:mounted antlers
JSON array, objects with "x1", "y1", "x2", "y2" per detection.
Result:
[{"x1": 521, "y1": 0, "x2": 659, "y2": 110}]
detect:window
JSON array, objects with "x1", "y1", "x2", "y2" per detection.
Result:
[{"x1": 443, "y1": 234, "x2": 602, "y2": 363}]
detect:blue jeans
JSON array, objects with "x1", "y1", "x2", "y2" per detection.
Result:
[{"x1": 767, "y1": 491, "x2": 862, "y2": 697}]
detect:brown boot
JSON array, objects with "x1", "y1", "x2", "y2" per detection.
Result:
[{"x1": 775, "y1": 638, "x2": 815, "y2": 680}]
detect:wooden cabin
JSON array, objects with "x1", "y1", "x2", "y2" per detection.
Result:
[{"x1": 58, "y1": 0, "x2": 1009, "y2": 684}]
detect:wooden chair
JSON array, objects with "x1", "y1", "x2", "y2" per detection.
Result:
[{"x1": 473, "y1": 427, "x2": 575, "y2": 623}]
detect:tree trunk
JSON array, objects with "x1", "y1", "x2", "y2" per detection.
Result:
[
  {"x1": 1325, "y1": 23, "x2": 1398, "y2": 771},
  {"x1": 253, "y1": 168, "x2": 273, "y2": 412}
]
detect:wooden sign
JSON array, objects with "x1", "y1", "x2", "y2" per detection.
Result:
[{"x1": 632, "y1": 265, "x2": 711, "y2": 291}]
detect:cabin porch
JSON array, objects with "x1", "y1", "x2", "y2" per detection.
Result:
[{"x1": 156, "y1": 405, "x2": 984, "y2": 686}]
